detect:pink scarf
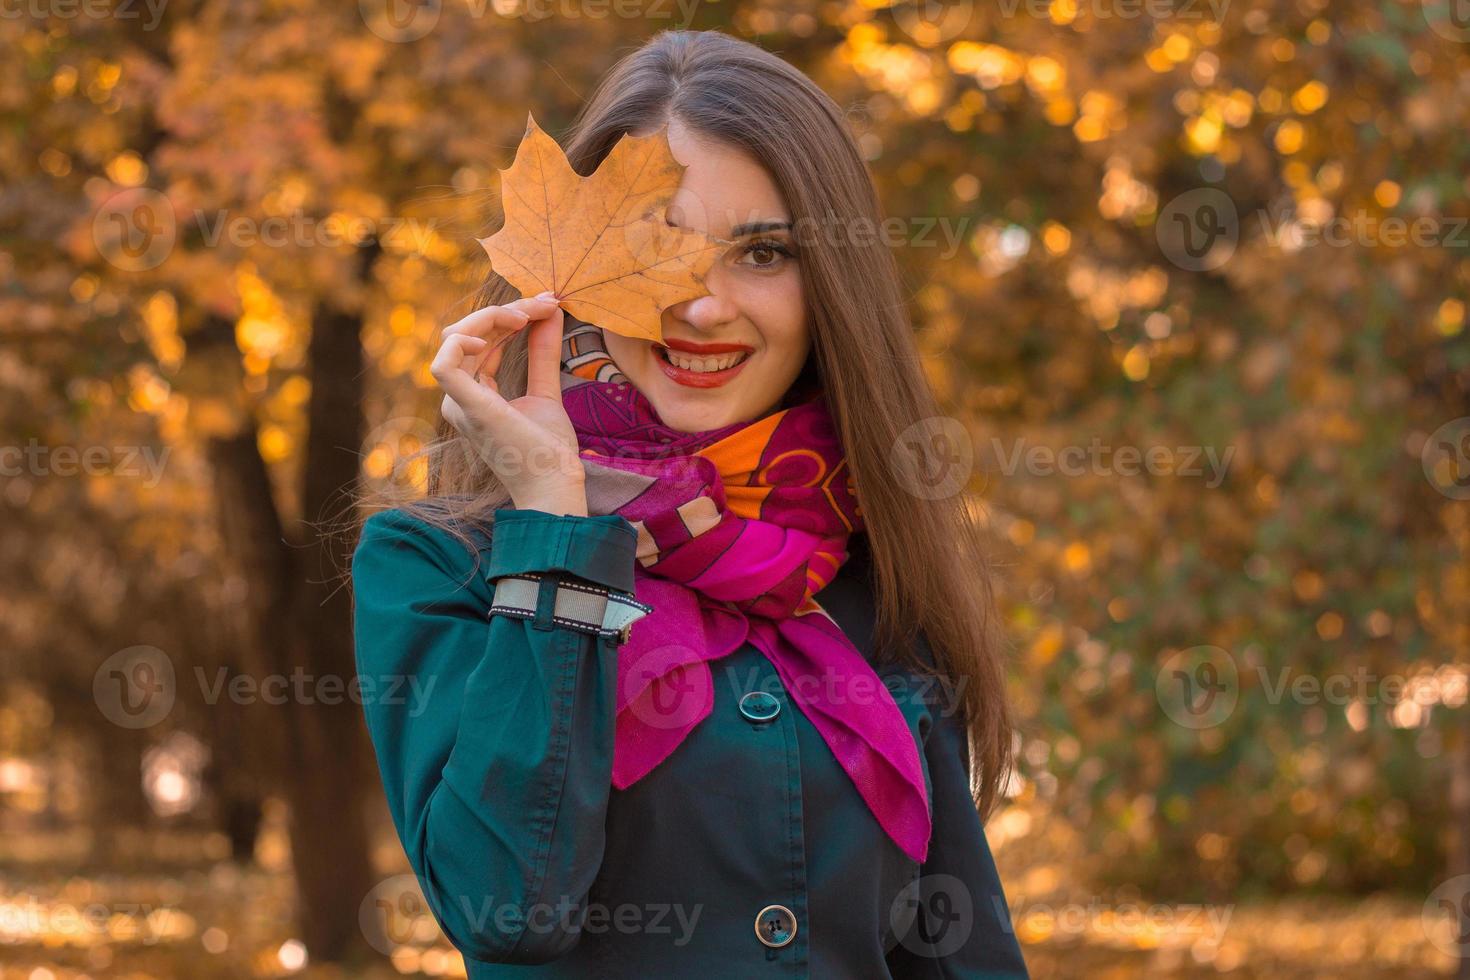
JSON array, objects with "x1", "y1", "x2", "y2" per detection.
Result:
[{"x1": 560, "y1": 321, "x2": 932, "y2": 863}]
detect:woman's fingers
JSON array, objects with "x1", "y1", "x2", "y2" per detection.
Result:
[
  {"x1": 440, "y1": 294, "x2": 559, "y2": 339},
  {"x1": 440, "y1": 304, "x2": 525, "y2": 341},
  {"x1": 431, "y1": 333, "x2": 511, "y2": 422},
  {"x1": 451, "y1": 336, "x2": 507, "y2": 393},
  {"x1": 452, "y1": 334, "x2": 488, "y2": 357},
  {"x1": 511, "y1": 292, "x2": 561, "y2": 317},
  {"x1": 438, "y1": 393, "x2": 468, "y2": 436},
  {"x1": 525, "y1": 305, "x2": 566, "y2": 399},
  {"x1": 470, "y1": 325, "x2": 520, "y2": 384},
  {"x1": 431, "y1": 292, "x2": 573, "y2": 491},
  {"x1": 439, "y1": 294, "x2": 562, "y2": 383}
]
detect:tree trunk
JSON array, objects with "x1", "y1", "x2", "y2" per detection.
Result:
[
  {"x1": 1455, "y1": 699, "x2": 1470, "y2": 980},
  {"x1": 199, "y1": 675, "x2": 270, "y2": 863},
  {"x1": 89, "y1": 725, "x2": 152, "y2": 868},
  {"x1": 200, "y1": 238, "x2": 381, "y2": 961},
  {"x1": 277, "y1": 239, "x2": 380, "y2": 961}
]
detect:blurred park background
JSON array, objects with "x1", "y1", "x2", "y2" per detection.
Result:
[{"x1": 2, "y1": 0, "x2": 1469, "y2": 976}]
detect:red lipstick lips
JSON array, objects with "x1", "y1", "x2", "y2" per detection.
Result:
[
  {"x1": 653, "y1": 337, "x2": 754, "y2": 388},
  {"x1": 660, "y1": 337, "x2": 754, "y2": 355}
]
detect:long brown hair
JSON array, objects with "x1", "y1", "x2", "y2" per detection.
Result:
[{"x1": 369, "y1": 29, "x2": 1015, "y2": 820}]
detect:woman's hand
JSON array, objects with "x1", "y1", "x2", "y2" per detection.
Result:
[{"x1": 432, "y1": 291, "x2": 589, "y2": 516}]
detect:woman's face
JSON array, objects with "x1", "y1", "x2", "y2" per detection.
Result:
[{"x1": 601, "y1": 117, "x2": 810, "y2": 433}]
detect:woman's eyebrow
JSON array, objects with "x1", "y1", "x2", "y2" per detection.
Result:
[{"x1": 729, "y1": 219, "x2": 793, "y2": 237}]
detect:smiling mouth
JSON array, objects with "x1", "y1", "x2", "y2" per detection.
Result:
[
  {"x1": 652, "y1": 343, "x2": 753, "y2": 388},
  {"x1": 654, "y1": 345, "x2": 752, "y2": 372}
]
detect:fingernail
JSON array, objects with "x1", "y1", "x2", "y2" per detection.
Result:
[{"x1": 535, "y1": 290, "x2": 558, "y2": 300}]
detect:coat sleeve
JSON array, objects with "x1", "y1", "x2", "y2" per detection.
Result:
[
  {"x1": 885, "y1": 642, "x2": 1030, "y2": 979},
  {"x1": 351, "y1": 506, "x2": 638, "y2": 965}
]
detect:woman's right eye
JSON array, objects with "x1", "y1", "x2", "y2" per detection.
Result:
[{"x1": 736, "y1": 238, "x2": 795, "y2": 270}]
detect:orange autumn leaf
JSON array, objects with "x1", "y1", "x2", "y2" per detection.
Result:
[{"x1": 478, "y1": 112, "x2": 724, "y2": 345}]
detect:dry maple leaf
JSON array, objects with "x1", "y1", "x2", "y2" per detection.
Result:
[{"x1": 478, "y1": 112, "x2": 724, "y2": 347}]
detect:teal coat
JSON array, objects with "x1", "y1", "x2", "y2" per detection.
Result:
[{"x1": 352, "y1": 506, "x2": 1028, "y2": 978}]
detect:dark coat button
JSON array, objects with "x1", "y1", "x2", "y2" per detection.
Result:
[
  {"x1": 754, "y1": 904, "x2": 797, "y2": 948},
  {"x1": 738, "y1": 690, "x2": 781, "y2": 723}
]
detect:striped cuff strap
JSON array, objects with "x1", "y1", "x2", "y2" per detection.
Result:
[{"x1": 490, "y1": 572, "x2": 652, "y2": 644}]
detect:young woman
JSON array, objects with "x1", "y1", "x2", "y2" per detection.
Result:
[{"x1": 352, "y1": 29, "x2": 1028, "y2": 979}]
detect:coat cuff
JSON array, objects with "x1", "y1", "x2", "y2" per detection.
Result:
[{"x1": 484, "y1": 508, "x2": 638, "y2": 593}]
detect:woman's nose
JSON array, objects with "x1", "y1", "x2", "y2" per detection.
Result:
[{"x1": 667, "y1": 270, "x2": 739, "y2": 332}]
